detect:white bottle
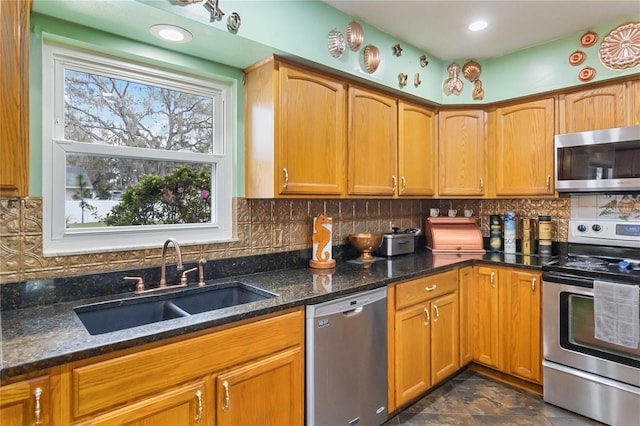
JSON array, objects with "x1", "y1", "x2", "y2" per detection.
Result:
[{"x1": 504, "y1": 211, "x2": 516, "y2": 254}]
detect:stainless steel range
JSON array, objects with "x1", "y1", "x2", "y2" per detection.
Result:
[{"x1": 542, "y1": 219, "x2": 640, "y2": 425}]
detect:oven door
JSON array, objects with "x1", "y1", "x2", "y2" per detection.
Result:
[{"x1": 543, "y1": 278, "x2": 640, "y2": 387}]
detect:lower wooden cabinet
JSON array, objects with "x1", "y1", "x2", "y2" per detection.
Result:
[
  {"x1": 392, "y1": 270, "x2": 459, "y2": 407},
  {"x1": 473, "y1": 265, "x2": 501, "y2": 369},
  {"x1": 216, "y1": 347, "x2": 303, "y2": 426},
  {"x1": 0, "y1": 375, "x2": 50, "y2": 426}
]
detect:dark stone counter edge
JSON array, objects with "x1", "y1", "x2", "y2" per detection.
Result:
[{"x1": 0, "y1": 249, "x2": 550, "y2": 382}]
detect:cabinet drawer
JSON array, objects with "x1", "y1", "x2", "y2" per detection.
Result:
[
  {"x1": 395, "y1": 269, "x2": 458, "y2": 309},
  {"x1": 71, "y1": 308, "x2": 303, "y2": 420}
]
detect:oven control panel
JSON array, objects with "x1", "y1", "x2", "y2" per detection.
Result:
[{"x1": 569, "y1": 219, "x2": 640, "y2": 248}]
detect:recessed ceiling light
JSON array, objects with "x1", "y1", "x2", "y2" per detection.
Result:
[
  {"x1": 468, "y1": 20, "x2": 488, "y2": 32},
  {"x1": 149, "y1": 24, "x2": 193, "y2": 43}
]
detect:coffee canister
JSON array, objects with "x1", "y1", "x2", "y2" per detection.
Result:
[
  {"x1": 504, "y1": 211, "x2": 516, "y2": 254},
  {"x1": 538, "y1": 215, "x2": 552, "y2": 256}
]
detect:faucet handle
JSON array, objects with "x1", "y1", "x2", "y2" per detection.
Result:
[
  {"x1": 197, "y1": 259, "x2": 207, "y2": 286},
  {"x1": 124, "y1": 276, "x2": 145, "y2": 294},
  {"x1": 180, "y1": 267, "x2": 199, "y2": 286}
]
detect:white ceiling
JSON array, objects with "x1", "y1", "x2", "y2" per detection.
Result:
[{"x1": 322, "y1": 0, "x2": 640, "y2": 60}]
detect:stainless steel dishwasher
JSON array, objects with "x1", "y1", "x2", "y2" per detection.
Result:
[{"x1": 306, "y1": 286, "x2": 387, "y2": 426}]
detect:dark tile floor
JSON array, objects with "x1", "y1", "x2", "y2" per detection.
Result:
[{"x1": 384, "y1": 369, "x2": 604, "y2": 426}]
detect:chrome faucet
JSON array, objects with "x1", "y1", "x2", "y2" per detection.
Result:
[{"x1": 159, "y1": 238, "x2": 184, "y2": 288}]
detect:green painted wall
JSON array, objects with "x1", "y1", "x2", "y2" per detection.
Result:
[{"x1": 29, "y1": 1, "x2": 640, "y2": 197}]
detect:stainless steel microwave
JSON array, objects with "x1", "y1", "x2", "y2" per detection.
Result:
[{"x1": 555, "y1": 125, "x2": 640, "y2": 192}]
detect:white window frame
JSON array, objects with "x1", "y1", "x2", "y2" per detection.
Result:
[{"x1": 41, "y1": 41, "x2": 234, "y2": 256}]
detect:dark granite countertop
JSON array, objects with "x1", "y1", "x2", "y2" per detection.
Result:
[{"x1": 0, "y1": 249, "x2": 547, "y2": 381}]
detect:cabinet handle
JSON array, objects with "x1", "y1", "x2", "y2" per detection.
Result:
[
  {"x1": 195, "y1": 390, "x2": 203, "y2": 423},
  {"x1": 282, "y1": 168, "x2": 289, "y2": 189},
  {"x1": 480, "y1": 177, "x2": 484, "y2": 189},
  {"x1": 425, "y1": 284, "x2": 437, "y2": 292},
  {"x1": 423, "y1": 307, "x2": 430, "y2": 325},
  {"x1": 222, "y1": 380, "x2": 230, "y2": 412},
  {"x1": 34, "y1": 387, "x2": 42, "y2": 426},
  {"x1": 532, "y1": 277, "x2": 537, "y2": 294},
  {"x1": 401, "y1": 176, "x2": 406, "y2": 193},
  {"x1": 433, "y1": 305, "x2": 440, "y2": 322},
  {"x1": 392, "y1": 175, "x2": 397, "y2": 192},
  {"x1": 490, "y1": 271, "x2": 495, "y2": 288},
  {"x1": 546, "y1": 175, "x2": 551, "y2": 190}
]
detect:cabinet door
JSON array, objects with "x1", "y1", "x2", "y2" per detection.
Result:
[
  {"x1": 0, "y1": 376, "x2": 49, "y2": 426},
  {"x1": 398, "y1": 101, "x2": 437, "y2": 196},
  {"x1": 505, "y1": 269, "x2": 542, "y2": 384},
  {"x1": 560, "y1": 83, "x2": 627, "y2": 132},
  {"x1": 473, "y1": 266, "x2": 500, "y2": 369},
  {"x1": 79, "y1": 381, "x2": 207, "y2": 426},
  {"x1": 348, "y1": 86, "x2": 398, "y2": 196},
  {"x1": 216, "y1": 347, "x2": 303, "y2": 426},
  {"x1": 0, "y1": 0, "x2": 30, "y2": 197},
  {"x1": 458, "y1": 266, "x2": 473, "y2": 366},
  {"x1": 394, "y1": 303, "x2": 430, "y2": 406},
  {"x1": 632, "y1": 79, "x2": 640, "y2": 126},
  {"x1": 278, "y1": 65, "x2": 346, "y2": 195},
  {"x1": 430, "y1": 292, "x2": 459, "y2": 385},
  {"x1": 493, "y1": 98, "x2": 555, "y2": 196},
  {"x1": 438, "y1": 110, "x2": 485, "y2": 196}
]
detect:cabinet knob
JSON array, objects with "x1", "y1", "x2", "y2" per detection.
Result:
[
  {"x1": 480, "y1": 177, "x2": 484, "y2": 189},
  {"x1": 532, "y1": 277, "x2": 536, "y2": 294},
  {"x1": 401, "y1": 176, "x2": 406, "y2": 193},
  {"x1": 423, "y1": 307, "x2": 430, "y2": 325},
  {"x1": 282, "y1": 168, "x2": 289, "y2": 189},
  {"x1": 391, "y1": 175, "x2": 397, "y2": 192},
  {"x1": 546, "y1": 175, "x2": 551, "y2": 190},
  {"x1": 433, "y1": 304, "x2": 440, "y2": 322},
  {"x1": 222, "y1": 380, "x2": 230, "y2": 412},
  {"x1": 425, "y1": 284, "x2": 437, "y2": 292},
  {"x1": 490, "y1": 271, "x2": 495, "y2": 288}
]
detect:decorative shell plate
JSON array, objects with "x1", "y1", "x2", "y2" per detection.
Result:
[
  {"x1": 347, "y1": 21, "x2": 364, "y2": 51},
  {"x1": 578, "y1": 66, "x2": 596, "y2": 82},
  {"x1": 580, "y1": 31, "x2": 598, "y2": 47},
  {"x1": 462, "y1": 60, "x2": 481, "y2": 82},
  {"x1": 363, "y1": 45, "x2": 380, "y2": 73},
  {"x1": 327, "y1": 29, "x2": 346, "y2": 59},
  {"x1": 598, "y1": 22, "x2": 640, "y2": 70}
]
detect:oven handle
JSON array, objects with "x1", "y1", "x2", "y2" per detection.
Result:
[{"x1": 542, "y1": 272, "x2": 595, "y2": 288}]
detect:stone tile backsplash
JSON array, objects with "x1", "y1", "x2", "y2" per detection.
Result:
[{"x1": 0, "y1": 196, "x2": 570, "y2": 283}]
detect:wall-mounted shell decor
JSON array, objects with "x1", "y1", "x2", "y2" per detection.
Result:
[
  {"x1": 568, "y1": 50, "x2": 586, "y2": 66},
  {"x1": 414, "y1": 73, "x2": 421, "y2": 87},
  {"x1": 393, "y1": 44, "x2": 403, "y2": 57},
  {"x1": 420, "y1": 55, "x2": 429, "y2": 67},
  {"x1": 580, "y1": 31, "x2": 598, "y2": 47},
  {"x1": 227, "y1": 12, "x2": 241, "y2": 32},
  {"x1": 598, "y1": 21, "x2": 640, "y2": 70},
  {"x1": 347, "y1": 21, "x2": 364, "y2": 51},
  {"x1": 327, "y1": 29, "x2": 346, "y2": 58},
  {"x1": 398, "y1": 73, "x2": 408, "y2": 88},
  {"x1": 443, "y1": 62, "x2": 463, "y2": 96},
  {"x1": 462, "y1": 60, "x2": 481, "y2": 82},
  {"x1": 363, "y1": 45, "x2": 380, "y2": 73},
  {"x1": 578, "y1": 66, "x2": 596, "y2": 82}
]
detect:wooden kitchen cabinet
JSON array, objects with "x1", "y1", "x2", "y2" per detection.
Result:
[
  {"x1": 631, "y1": 79, "x2": 640, "y2": 126},
  {"x1": 348, "y1": 85, "x2": 398, "y2": 196},
  {"x1": 473, "y1": 265, "x2": 500, "y2": 369},
  {"x1": 438, "y1": 110, "x2": 486, "y2": 197},
  {"x1": 393, "y1": 269, "x2": 459, "y2": 407},
  {"x1": 65, "y1": 308, "x2": 303, "y2": 425},
  {"x1": 0, "y1": 0, "x2": 31, "y2": 197},
  {"x1": 490, "y1": 98, "x2": 555, "y2": 197},
  {"x1": 76, "y1": 381, "x2": 208, "y2": 426},
  {"x1": 458, "y1": 266, "x2": 474, "y2": 366},
  {"x1": 0, "y1": 375, "x2": 50, "y2": 426},
  {"x1": 559, "y1": 82, "x2": 627, "y2": 133},
  {"x1": 504, "y1": 269, "x2": 542, "y2": 384},
  {"x1": 216, "y1": 347, "x2": 303, "y2": 426},
  {"x1": 397, "y1": 101, "x2": 437, "y2": 196},
  {"x1": 244, "y1": 57, "x2": 346, "y2": 197}
]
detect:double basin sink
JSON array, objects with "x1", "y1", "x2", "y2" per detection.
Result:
[{"x1": 74, "y1": 282, "x2": 277, "y2": 335}]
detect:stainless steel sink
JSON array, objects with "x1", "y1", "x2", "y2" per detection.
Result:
[{"x1": 74, "y1": 282, "x2": 277, "y2": 335}]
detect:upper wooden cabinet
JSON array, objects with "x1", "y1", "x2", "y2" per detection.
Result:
[
  {"x1": 0, "y1": 0, "x2": 31, "y2": 197},
  {"x1": 348, "y1": 85, "x2": 398, "y2": 196},
  {"x1": 398, "y1": 101, "x2": 437, "y2": 196},
  {"x1": 490, "y1": 98, "x2": 555, "y2": 197},
  {"x1": 245, "y1": 58, "x2": 347, "y2": 198},
  {"x1": 438, "y1": 110, "x2": 486, "y2": 197},
  {"x1": 559, "y1": 82, "x2": 627, "y2": 133},
  {"x1": 631, "y1": 79, "x2": 640, "y2": 126}
]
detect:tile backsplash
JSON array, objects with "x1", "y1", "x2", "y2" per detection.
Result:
[
  {"x1": 571, "y1": 193, "x2": 640, "y2": 221},
  {"x1": 0, "y1": 196, "x2": 569, "y2": 283}
]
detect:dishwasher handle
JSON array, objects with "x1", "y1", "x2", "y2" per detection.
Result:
[{"x1": 343, "y1": 306, "x2": 364, "y2": 317}]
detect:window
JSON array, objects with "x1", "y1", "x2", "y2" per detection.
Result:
[{"x1": 42, "y1": 42, "x2": 233, "y2": 256}]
